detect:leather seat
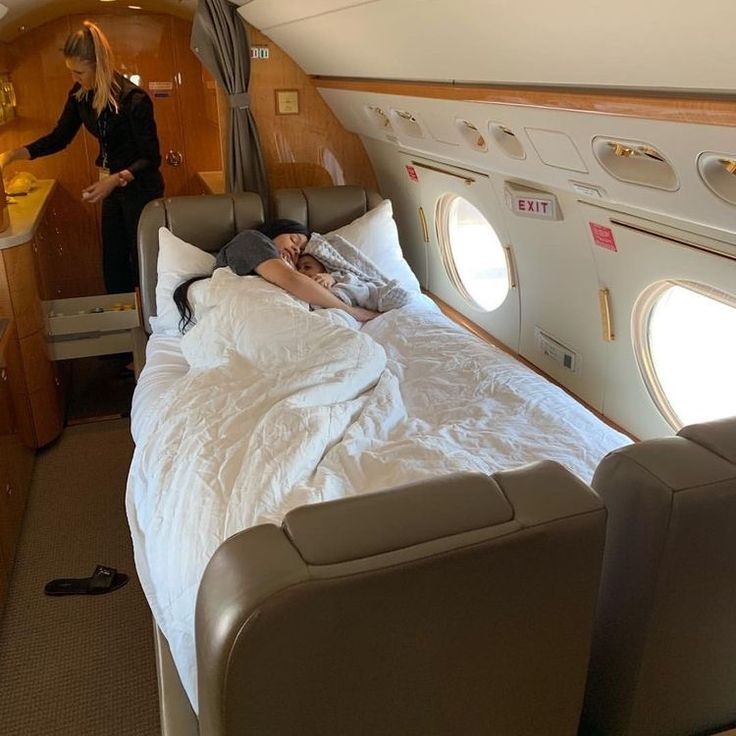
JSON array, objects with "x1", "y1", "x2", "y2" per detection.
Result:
[
  {"x1": 196, "y1": 461, "x2": 607, "y2": 736},
  {"x1": 580, "y1": 416, "x2": 736, "y2": 736}
]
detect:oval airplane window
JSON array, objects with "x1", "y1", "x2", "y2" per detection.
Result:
[
  {"x1": 436, "y1": 194, "x2": 509, "y2": 311},
  {"x1": 634, "y1": 281, "x2": 736, "y2": 428}
]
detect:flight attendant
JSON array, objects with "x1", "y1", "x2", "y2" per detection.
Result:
[{"x1": 0, "y1": 20, "x2": 164, "y2": 294}]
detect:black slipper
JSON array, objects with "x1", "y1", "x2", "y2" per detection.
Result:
[{"x1": 44, "y1": 565, "x2": 129, "y2": 596}]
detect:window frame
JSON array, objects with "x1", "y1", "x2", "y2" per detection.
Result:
[
  {"x1": 435, "y1": 193, "x2": 510, "y2": 313},
  {"x1": 632, "y1": 278, "x2": 736, "y2": 429}
]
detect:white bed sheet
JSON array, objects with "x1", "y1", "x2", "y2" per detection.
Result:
[{"x1": 127, "y1": 288, "x2": 630, "y2": 711}]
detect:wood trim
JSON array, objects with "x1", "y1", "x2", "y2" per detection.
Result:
[
  {"x1": 313, "y1": 77, "x2": 736, "y2": 127},
  {"x1": 424, "y1": 289, "x2": 637, "y2": 441}
]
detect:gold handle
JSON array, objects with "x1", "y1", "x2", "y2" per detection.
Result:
[
  {"x1": 636, "y1": 145, "x2": 665, "y2": 162},
  {"x1": 411, "y1": 160, "x2": 476, "y2": 185},
  {"x1": 719, "y1": 158, "x2": 736, "y2": 175},
  {"x1": 599, "y1": 288, "x2": 614, "y2": 342},
  {"x1": 608, "y1": 142, "x2": 635, "y2": 158},
  {"x1": 418, "y1": 206, "x2": 429, "y2": 243},
  {"x1": 503, "y1": 246, "x2": 517, "y2": 288}
]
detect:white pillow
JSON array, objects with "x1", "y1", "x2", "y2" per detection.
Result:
[
  {"x1": 327, "y1": 199, "x2": 420, "y2": 294},
  {"x1": 149, "y1": 227, "x2": 216, "y2": 335}
]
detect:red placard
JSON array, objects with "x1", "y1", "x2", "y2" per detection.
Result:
[
  {"x1": 589, "y1": 223, "x2": 617, "y2": 251},
  {"x1": 405, "y1": 165, "x2": 418, "y2": 182}
]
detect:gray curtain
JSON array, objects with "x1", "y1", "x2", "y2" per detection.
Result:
[{"x1": 191, "y1": 0, "x2": 269, "y2": 203}]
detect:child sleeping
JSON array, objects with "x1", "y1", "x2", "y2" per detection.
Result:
[{"x1": 296, "y1": 234, "x2": 414, "y2": 313}]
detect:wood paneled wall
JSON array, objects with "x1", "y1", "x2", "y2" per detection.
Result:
[
  {"x1": 0, "y1": 12, "x2": 222, "y2": 298},
  {"x1": 0, "y1": 12, "x2": 378, "y2": 297},
  {"x1": 242, "y1": 25, "x2": 378, "y2": 200}
]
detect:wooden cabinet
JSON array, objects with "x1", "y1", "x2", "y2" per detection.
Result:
[
  {"x1": 0, "y1": 233, "x2": 64, "y2": 449},
  {"x1": 0, "y1": 321, "x2": 34, "y2": 614}
]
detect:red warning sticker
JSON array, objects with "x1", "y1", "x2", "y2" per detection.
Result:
[
  {"x1": 589, "y1": 223, "x2": 617, "y2": 251},
  {"x1": 405, "y1": 165, "x2": 418, "y2": 182}
]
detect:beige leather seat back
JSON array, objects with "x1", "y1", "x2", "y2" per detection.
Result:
[
  {"x1": 273, "y1": 185, "x2": 383, "y2": 232},
  {"x1": 137, "y1": 193, "x2": 264, "y2": 332},
  {"x1": 581, "y1": 416, "x2": 736, "y2": 736},
  {"x1": 196, "y1": 461, "x2": 607, "y2": 736}
]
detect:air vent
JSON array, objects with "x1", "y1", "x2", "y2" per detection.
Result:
[
  {"x1": 592, "y1": 136, "x2": 678, "y2": 191},
  {"x1": 390, "y1": 109, "x2": 424, "y2": 139},
  {"x1": 489, "y1": 123, "x2": 525, "y2": 159},
  {"x1": 365, "y1": 105, "x2": 393, "y2": 132},
  {"x1": 455, "y1": 119, "x2": 487, "y2": 152},
  {"x1": 697, "y1": 151, "x2": 736, "y2": 206}
]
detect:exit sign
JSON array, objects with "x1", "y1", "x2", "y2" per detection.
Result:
[{"x1": 504, "y1": 183, "x2": 562, "y2": 220}]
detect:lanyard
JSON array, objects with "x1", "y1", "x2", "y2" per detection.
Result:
[{"x1": 97, "y1": 107, "x2": 109, "y2": 171}]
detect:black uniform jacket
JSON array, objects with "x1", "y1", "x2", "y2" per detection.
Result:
[{"x1": 26, "y1": 72, "x2": 163, "y2": 194}]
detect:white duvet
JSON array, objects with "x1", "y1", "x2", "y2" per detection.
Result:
[{"x1": 126, "y1": 269, "x2": 630, "y2": 711}]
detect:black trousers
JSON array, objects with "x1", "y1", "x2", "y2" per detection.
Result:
[{"x1": 101, "y1": 179, "x2": 163, "y2": 294}]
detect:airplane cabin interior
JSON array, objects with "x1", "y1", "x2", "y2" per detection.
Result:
[{"x1": 0, "y1": 1, "x2": 734, "y2": 735}]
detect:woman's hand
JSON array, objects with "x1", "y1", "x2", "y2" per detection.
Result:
[
  {"x1": 81, "y1": 174, "x2": 120, "y2": 204},
  {"x1": 0, "y1": 147, "x2": 30, "y2": 171},
  {"x1": 312, "y1": 272, "x2": 335, "y2": 288},
  {"x1": 348, "y1": 306, "x2": 379, "y2": 322}
]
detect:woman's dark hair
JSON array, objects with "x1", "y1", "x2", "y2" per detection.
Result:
[
  {"x1": 171, "y1": 220, "x2": 314, "y2": 333},
  {"x1": 258, "y1": 219, "x2": 310, "y2": 240},
  {"x1": 172, "y1": 275, "x2": 210, "y2": 333}
]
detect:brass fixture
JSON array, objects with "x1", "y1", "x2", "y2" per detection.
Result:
[
  {"x1": 395, "y1": 110, "x2": 417, "y2": 122},
  {"x1": 165, "y1": 150, "x2": 183, "y2": 167},
  {"x1": 411, "y1": 160, "x2": 476, "y2": 185},
  {"x1": 719, "y1": 158, "x2": 736, "y2": 175},
  {"x1": 636, "y1": 145, "x2": 665, "y2": 162},
  {"x1": 608, "y1": 142, "x2": 636, "y2": 158},
  {"x1": 459, "y1": 120, "x2": 486, "y2": 149},
  {"x1": 368, "y1": 106, "x2": 391, "y2": 128},
  {"x1": 499, "y1": 126, "x2": 515, "y2": 137},
  {"x1": 418, "y1": 207, "x2": 429, "y2": 243},
  {"x1": 503, "y1": 246, "x2": 517, "y2": 289},
  {"x1": 599, "y1": 288, "x2": 614, "y2": 342}
]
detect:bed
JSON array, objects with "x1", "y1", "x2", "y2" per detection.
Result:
[{"x1": 128, "y1": 186, "x2": 631, "y2": 735}]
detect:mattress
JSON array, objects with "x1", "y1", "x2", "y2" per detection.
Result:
[{"x1": 127, "y1": 282, "x2": 630, "y2": 711}]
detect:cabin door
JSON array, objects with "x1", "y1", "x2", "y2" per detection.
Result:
[
  {"x1": 405, "y1": 155, "x2": 520, "y2": 352},
  {"x1": 580, "y1": 204, "x2": 736, "y2": 439},
  {"x1": 86, "y1": 13, "x2": 222, "y2": 197}
]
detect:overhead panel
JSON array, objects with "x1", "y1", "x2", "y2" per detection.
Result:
[
  {"x1": 239, "y1": 0, "x2": 736, "y2": 92},
  {"x1": 235, "y1": 0, "x2": 372, "y2": 30}
]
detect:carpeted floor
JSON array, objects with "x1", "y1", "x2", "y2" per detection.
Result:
[{"x1": 0, "y1": 418, "x2": 160, "y2": 736}]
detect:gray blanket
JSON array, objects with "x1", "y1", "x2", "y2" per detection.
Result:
[{"x1": 304, "y1": 233, "x2": 414, "y2": 312}]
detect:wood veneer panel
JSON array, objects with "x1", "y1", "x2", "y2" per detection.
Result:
[
  {"x1": 313, "y1": 77, "x2": 736, "y2": 127},
  {"x1": 169, "y1": 15, "x2": 222, "y2": 191},
  {"x1": 247, "y1": 25, "x2": 378, "y2": 196},
  {"x1": 18, "y1": 329, "x2": 54, "y2": 395},
  {"x1": 0, "y1": 324, "x2": 34, "y2": 476},
  {"x1": 2, "y1": 243, "x2": 42, "y2": 339},
  {"x1": 28, "y1": 382, "x2": 63, "y2": 448},
  {"x1": 0, "y1": 251, "x2": 11, "y2": 319},
  {"x1": 78, "y1": 13, "x2": 192, "y2": 198},
  {"x1": 2, "y1": 12, "x2": 220, "y2": 298}
]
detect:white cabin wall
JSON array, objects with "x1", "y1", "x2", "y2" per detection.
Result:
[
  {"x1": 239, "y1": 0, "x2": 736, "y2": 92},
  {"x1": 360, "y1": 137, "x2": 430, "y2": 287},
  {"x1": 316, "y1": 86, "x2": 736, "y2": 438}
]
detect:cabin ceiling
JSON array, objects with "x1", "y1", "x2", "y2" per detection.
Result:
[
  {"x1": 2, "y1": 0, "x2": 734, "y2": 93},
  {"x1": 237, "y1": 0, "x2": 736, "y2": 93},
  {"x1": 0, "y1": 0, "x2": 197, "y2": 41}
]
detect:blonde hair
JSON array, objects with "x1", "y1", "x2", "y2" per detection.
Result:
[{"x1": 64, "y1": 21, "x2": 120, "y2": 115}]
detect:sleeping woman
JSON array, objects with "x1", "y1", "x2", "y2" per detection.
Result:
[{"x1": 172, "y1": 219, "x2": 379, "y2": 331}]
